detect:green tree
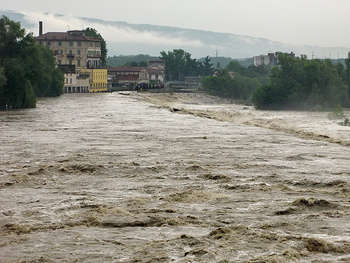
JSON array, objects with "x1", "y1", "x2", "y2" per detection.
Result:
[
  {"x1": 201, "y1": 69, "x2": 262, "y2": 102},
  {"x1": 345, "y1": 52, "x2": 350, "y2": 97},
  {"x1": 226, "y1": 60, "x2": 246, "y2": 74},
  {"x1": 201, "y1": 59, "x2": 267, "y2": 102},
  {"x1": 0, "y1": 16, "x2": 63, "y2": 109},
  {"x1": 160, "y1": 49, "x2": 213, "y2": 81},
  {"x1": 0, "y1": 16, "x2": 25, "y2": 63},
  {"x1": 253, "y1": 54, "x2": 349, "y2": 109},
  {"x1": 199, "y1": 56, "x2": 215, "y2": 76},
  {"x1": 0, "y1": 67, "x2": 6, "y2": 88},
  {"x1": 0, "y1": 67, "x2": 7, "y2": 108},
  {"x1": 2, "y1": 58, "x2": 36, "y2": 108},
  {"x1": 23, "y1": 80, "x2": 36, "y2": 108},
  {"x1": 48, "y1": 69, "x2": 64, "y2": 97}
]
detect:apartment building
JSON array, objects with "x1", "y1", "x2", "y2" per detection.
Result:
[
  {"x1": 253, "y1": 53, "x2": 278, "y2": 67},
  {"x1": 35, "y1": 22, "x2": 107, "y2": 93},
  {"x1": 253, "y1": 52, "x2": 295, "y2": 67}
]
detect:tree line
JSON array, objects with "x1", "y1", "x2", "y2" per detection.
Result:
[
  {"x1": 160, "y1": 49, "x2": 214, "y2": 81},
  {"x1": 253, "y1": 54, "x2": 350, "y2": 109},
  {"x1": 202, "y1": 60, "x2": 270, "y2": 102},
  {"x1": 0, "y1": 16, "x2": 64, "y2": 109},
  {"x1": 201, "y1": 52, "x2": 350, "y2": 110}
]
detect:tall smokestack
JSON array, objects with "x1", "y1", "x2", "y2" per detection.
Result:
[{"x1": 39, "y1": 21, "x2": 43, "y2": 36}]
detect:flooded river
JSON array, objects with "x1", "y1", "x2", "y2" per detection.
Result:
[{"x1": 0, "y1": 93, "x2": 350, "y2": 262}]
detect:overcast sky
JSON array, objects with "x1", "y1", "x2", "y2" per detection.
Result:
[{"x1": 2, "y1": 0, "x2": 350, "y2": 47}]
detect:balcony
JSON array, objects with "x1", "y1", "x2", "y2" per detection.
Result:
[
  {"x1": 87, "y1": 54, "x2": 101, "y2": 58},
  {"x1": 87, "y1": 49, "x2": 101, "y2": 58},
  {"x1": 67, "y1": 53, "x2": 75, "y2": 58}
]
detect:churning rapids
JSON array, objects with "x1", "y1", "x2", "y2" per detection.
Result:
[{"x1": 0, "y1": 92, "x2": 350, "y2": 262}]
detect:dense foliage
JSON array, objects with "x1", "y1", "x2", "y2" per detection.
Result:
[
  {"x1": 0, "y1": 16, "x2": 63, "y2": 109},
  {"x1": 201, "y1": 60, "x2": 270, "y2": 102},
  {"x1": 202, "y1": 70, "x2": 261, "y2": 101},
  {"x1": 252, "y1": 54, "x2": 350, "y2": 109},
  {"x1": 84, "y1": 27, "x2": 107, "y2": 66},
  {"x1": 160, "y1": 49, "x2": 214, "y2": 81},
  {"x1": 207, "y1": 57, "x2": 253, "y2": 69}
]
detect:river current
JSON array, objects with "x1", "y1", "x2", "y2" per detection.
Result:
[{"x1": 0, "y1": 93, "x2": 350, "y2": 262}]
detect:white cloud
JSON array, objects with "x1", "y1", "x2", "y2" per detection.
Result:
[{"x1": 21, "y1": 11, "x2": 203, "y2": 48}]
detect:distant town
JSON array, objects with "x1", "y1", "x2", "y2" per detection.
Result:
[
  {"x1": 36, "y1": 21, "x2": 165, "y2": 94},
  {"x1": 2, "y1": 16, "x2": 350, "y2": 112},
  {"x1": 35, "y1": 21, "x2": 298, "y2": 94}
]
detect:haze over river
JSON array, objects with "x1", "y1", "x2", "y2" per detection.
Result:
[{"x1": 0, "y1": 93, "x2": 350, "y2": 262}]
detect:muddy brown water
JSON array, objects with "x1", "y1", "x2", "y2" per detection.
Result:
[{"x1": 0, "y1": 92, "x2": 350, "y2": 262}]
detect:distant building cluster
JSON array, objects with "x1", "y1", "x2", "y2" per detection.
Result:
[
  {"x1": 108, "y1": 60, "x2": 165, "y2": 89},
  {"x1": 35, "y1": 22, "x2": 107, "y2": 93},
  {"x1": 253, "y1": 52, "x2": 295, "y2": 67},
  {"x1": 35, "y1": 21, "x2": 165, "y2": 93}
]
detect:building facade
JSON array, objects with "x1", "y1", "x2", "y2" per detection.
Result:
[
  {"x1": 35, "y1": 22, "x2": 107, "y2": 93},
  {"x1": 253, "y1": 52, "x2": 295, "y2": 67},
  {"x1": 108, "y1": 66, "x2": 148, "y2": 87},
  {"x1": 253, "y1": 53, "x2": 278, "y2": 67},
  {"x1": 109, "y1": 60, "x2": 165, "y2": 88},
  {"x1": 64, "y1": 72, "x2": 90, "y2": 93},
  {"x1": 90, "y1": 69, "x2": 108, "y2": 93},
  {"x1": 108, "y1": 62, "x2": 165, "y2": 89},
  {"x1": 147, "y1": 60, "x2": 165, "y2": 84}
]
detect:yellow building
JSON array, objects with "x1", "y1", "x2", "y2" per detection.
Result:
[
  {"x1": 90, "y1": 69, "x2": 108, "y2": 93},
  {"x1": 80, "y1": 69, "x2": 108, "y2": 93}
]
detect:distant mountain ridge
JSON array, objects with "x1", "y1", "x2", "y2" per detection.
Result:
[{"x1": 1, "y1": 10, "x2": 349, "y2": 59}]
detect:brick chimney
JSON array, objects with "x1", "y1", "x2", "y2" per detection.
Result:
[{"x1": 39, "y1": 21, "x2": 43, "y2": 36}]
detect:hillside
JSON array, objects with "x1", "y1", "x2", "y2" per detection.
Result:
[{"x1": 1, "y1": 10, "x2": 349, "y2": 59}]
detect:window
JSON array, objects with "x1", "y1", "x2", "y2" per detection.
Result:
[
  {"x1": 77, "y1": 59, "x2": 81, "y2": 67},
  {"x1": 69, "y1": 41, "x2": 73, "y2": 47},
  {"x1": 58, "y1": 60, "x2": 61, "y2": 64},
  {"x1": 58, "y1": 41, "x2": 62, "y2": 46},
  {"x1": 47, "y1": 41, "x2": 51, "y2": 46},
  {"x1": 69, "y1": 59, "x2": 72, "y2": 65},
  {"x1": 69, "y1": 50, "x2": 73, "y2": 55},
  {"x1": 70, "y1": 78, "x2": 72, "y2": 84},
  {"x1": 77, "y1": 41, "x2": 81, "y2": 47},
  {"x1": 77, "y1": 50, "x2": 81, "y2": 55}
]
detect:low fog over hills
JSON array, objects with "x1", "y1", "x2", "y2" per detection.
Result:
[{"x1": 1, "y1": 10, "x2": 349, "y2": 59}]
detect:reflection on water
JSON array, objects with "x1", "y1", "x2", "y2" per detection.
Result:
[{"x1": 0, "y1": 93, "x2": 350, "y2": 262}]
